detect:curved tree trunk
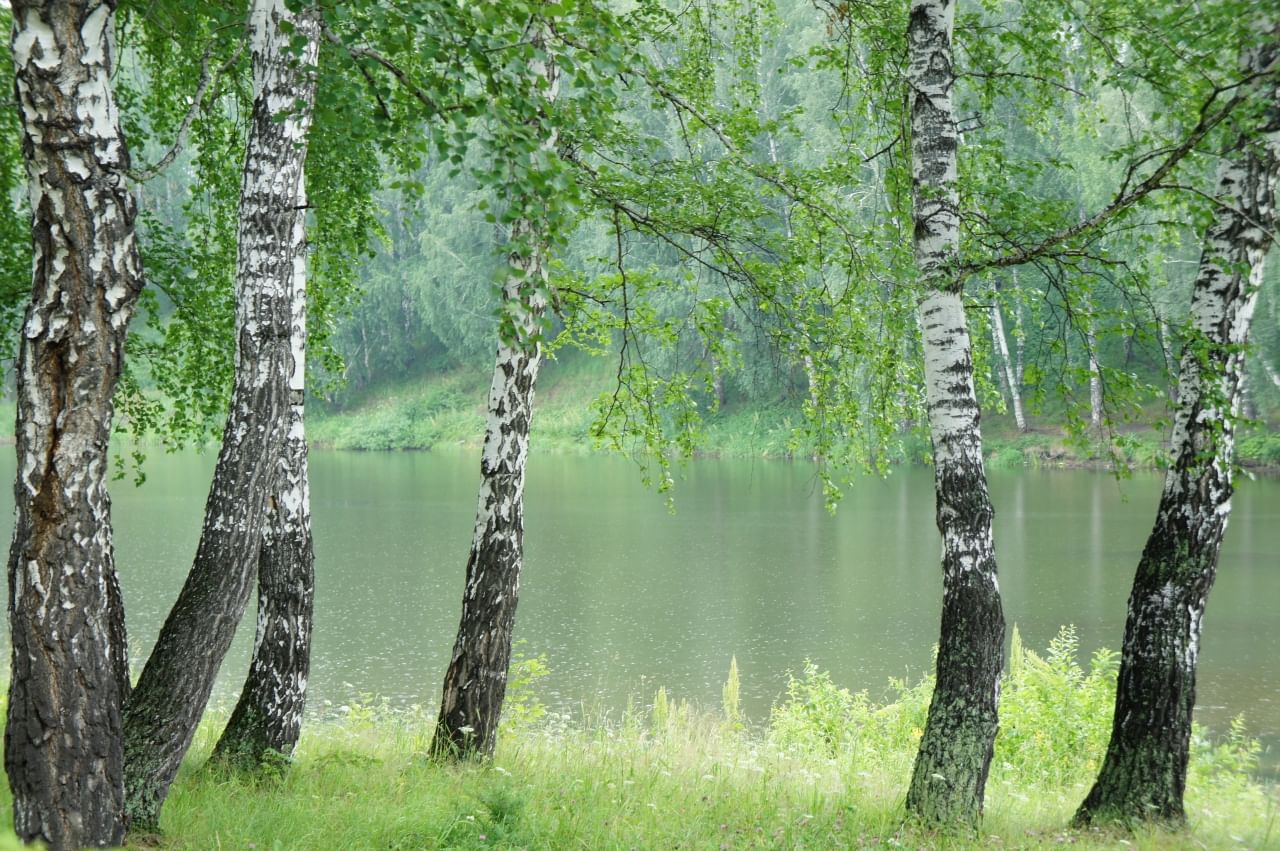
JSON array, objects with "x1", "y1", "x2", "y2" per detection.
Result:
[
  {"x1": 1076, "y1": 41, "x2": 1278, "y2": 827},
  {"x1": 428, "y1": 268, "x2": 546, "y2": 760},
  {"x1": 122, "y1": 0, "x2": 318, "y2": 830},
  {"x1": 4, "y1": 2, "x2": 143, "y2": 846},
  {"x1": 902, "y1": 0, "x2": 1005, "y2": 828},
  {"x1": 430, "y1": 23, "x2": 558, "y2": 762},
  {"x1": 213, "y1": 273, "x2": 315, "y2": 766}
]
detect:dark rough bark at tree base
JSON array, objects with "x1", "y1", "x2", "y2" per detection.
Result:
[
  {"x1": 1075, "y1": 41, "x2": 1279, "y2": 826},
  {"x1": 214, "y1": 400, "x2": 316, "y2": 767},
  {"x1": 906, "y1": 539, "x2": 1004, "y2": 825},
  {"x1": 122, "y1": 0, "x2": 319, "y2": 829},
  {"x1": 5, "y1": 1, "x2": 144, "y2": 847}
]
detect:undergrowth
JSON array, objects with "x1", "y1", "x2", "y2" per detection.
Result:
[{"x1": 3, "y1": 627, "x2": 1270, "y2": 849}]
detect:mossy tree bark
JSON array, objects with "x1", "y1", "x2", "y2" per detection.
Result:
[
  {"x1": 430, "y1": 21, "x2": 558, "y2": 762},
  {"x1": 902, "y1": 0, "x2": 1005, "y2": 828},
  {"x1": 122, "y1": 0, "x2": 318, "y2": 830},
  {"x1": 4, "y1": 2, "x2": 143, "y2": 846},
  {"x1": 1075, "y1": 36, "x2": 1279, "y2": 827}
]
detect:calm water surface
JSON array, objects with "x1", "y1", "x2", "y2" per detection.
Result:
[{"x1": 1, "y1": 451, "x2": 1277, "y2": 770}]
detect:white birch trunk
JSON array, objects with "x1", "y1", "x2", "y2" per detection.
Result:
[
  {"x1": 431, "y1": 19, "x2": 559, "y2": 761},
  {"x1": 1013, "y1": 269, "x2": 1025, "y2": 388},
  {"x1": 1077, "y1": 33, "x2": 1279, "y2": 826},
  {"x1": 5, "y1": 2, "x2": 143, "y2": 845},
  {"x1": 214, "y1": 16, "x2": 318, "y2": 762},
  {"x1": 122, "y1": 0, "x2": 318, "y2": 828},
  {"x1": 989, "y1": 298, "x2": 1026, "y2": 431},
  {"x1": 903, "y1": 0, "x2": 1005, "y2": 827},
  {"x1": 1265, "y1": 358, "x2": 1280, "y2": 388},
  {"x1": 1086, "y1": 312, "x2": 1103, "y2": 429},
  {"x1": 1158, "y1": 314, "x2": 1178, "y2": 403}
]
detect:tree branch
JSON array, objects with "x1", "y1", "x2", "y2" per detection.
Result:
[
  {"x1": 960, "y1": 79, "x2": 1257, "y2": 277},
  {"x1": 129, "y1": 43, "x2": 245, "y2": 182}
]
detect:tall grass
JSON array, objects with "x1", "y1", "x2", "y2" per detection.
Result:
[{"x1": 2, "y1": 627, "x2": 1271, "y2": 849}]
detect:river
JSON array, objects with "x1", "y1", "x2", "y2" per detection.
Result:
[{"x1": 2, "y1": 450, "x2": 1277, "y2": 772}]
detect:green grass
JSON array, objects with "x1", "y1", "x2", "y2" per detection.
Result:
[{"x1": 2, "y1": 628, "x2": 1274, "y2": 849}]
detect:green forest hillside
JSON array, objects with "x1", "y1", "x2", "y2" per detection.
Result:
[{"x1": 309, "y1": 349, "x2": 1280, "y2": 471}]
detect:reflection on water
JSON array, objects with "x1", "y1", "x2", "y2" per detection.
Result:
[{"x1": 0, "y1": 450, "x2": 1276, "y2": 773}]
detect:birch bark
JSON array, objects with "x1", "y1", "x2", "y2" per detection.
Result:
[
  {"x1": 430, "y1": 21, "x2": 558, "y2": 761},
  {"x1": 989, "y1": 294, "x2": 1026, "y2": 431},
  {"x1": 213, "y1": 202, "x2": 316, "y2": 766},
  {"x1": 5, "y1": 2, "x2": 143, "y2": 846},
  {"x1": 1086, "y1": 314, "x2": 1103, "y2": 429},
  {"x1": 122, "y1": 0, "x2": 318, "y2": 828},
  {"x1": 903, "y1": 0, "x2": 1005, "y2": 827},
  {"x1": 1076, "y1": 37, "x2": 1279, "y2": 826}
]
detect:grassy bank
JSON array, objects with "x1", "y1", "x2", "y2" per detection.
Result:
[
  {"x1": 308, "y1": 357, "x2": 811, "y2": 459},
  {"x1": 1, "y1": 628, "x2": 1273, "y2": 849},
  {"x1": 308, "y1": 360, "x2": 1280, "y2": 472}
]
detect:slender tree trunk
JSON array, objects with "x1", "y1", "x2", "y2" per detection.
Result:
[
  {"x1": 1158, "y1": 314, "x2": 1178, "y2": 403},
  {"x1": 430, "y1": 23, "x2": 558, "y2": 762},
  {"x1": 1076, "y1": 41, "x2": 1278, "y2": 826},
  {"x1": 5, "y1": 3, "x2": 143, "y2": 846},
  {"x1": 989, "y1": 296, "x2": 1026, "y2": 431},
  {"x1": 213, "y1": 200, "x2": 316, "y2": 765},
  {"x1": 1087, "y1": 320, "x2": 1103, "y2": 430},
  {"x1": 428, "y1": 247, "x2": 547, "y2": 760},
  {"x1": 122, "y1": 1, "x2": 318, "y2": 829},
  {"x1": 903, "y1": 0, "x2": 1005, "y2": 828},
  {"x1": 1263, "y1": 358, "x2": 1280, "y2": 388},
  {"x1": 1241, "y1": 367, "x2": 1258, "y2": 419},
  {"x1": 1013, "y1": 270, "x2": 1025, "y2": 388}
]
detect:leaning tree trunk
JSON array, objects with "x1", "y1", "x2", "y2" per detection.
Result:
[
  {"x1": 430, "y1": 25, "x2": 558, "y2": 762},
  {"x1": 428, "y1": 246, "x2": 548, "y2": 761},
  {"x1": 989, "y1": 292, "x2": 1026, "y2": 432},
  {"x1": 212, "y1": 210, "x2": 316, "y2": 767},
  {"x1": 1264, "y1": 358, "x2": 1280, "y2": 389},
  {"x1": 5, "y1": 2, "x2": 143, "y2": 846},
  {"x1": 1076, "y1": 42, "x2": 1279, "y2": 827},
  {"x1": 902, "y1": 0, "x2": 1005, "y2": 828},
  {"x1": 122, "y1": 0, "x2": 318, "y2": 830}
]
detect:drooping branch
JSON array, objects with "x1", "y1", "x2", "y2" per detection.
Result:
[{"x1": 130, "y1": 42, "x2": 246, "y2": 183}]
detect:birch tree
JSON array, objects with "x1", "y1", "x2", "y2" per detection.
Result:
[
  {"x1": 990, "y1": 279, "x2": 1026, "y2": 431},
  {"x1": 1076, "y1": 33, "x2": 1279, "y2": 826},
  {"x1": 212, "y1": 194, "x2": 316, "y2": 767},
  {"x1": 901, "y1": 0, "x2": 1005, "y2": 826},
  {"x1": 122, "y1": 0, "x2": 318, "y2": 828},
  {"x1": 4, "y1": 1, "x2": 143, "y2": 845},
  {"x1": 430, "y1": 15, "x2": 559, "y2": 761}
]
